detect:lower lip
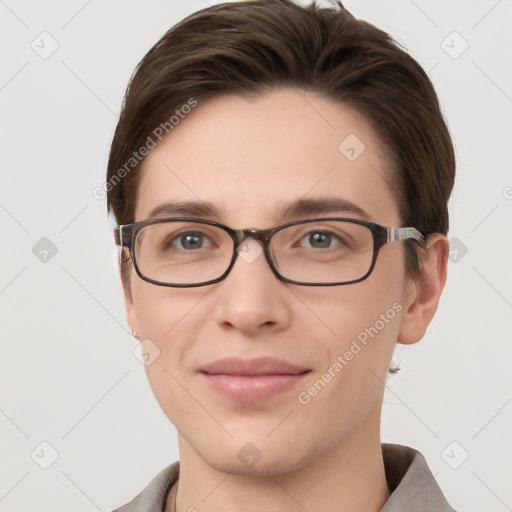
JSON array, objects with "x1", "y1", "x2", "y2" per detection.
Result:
[{"x1": 201, "y1": 372, "x2": 310, "y2": 403}]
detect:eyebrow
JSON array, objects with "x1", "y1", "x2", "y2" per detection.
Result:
[
  {"x1": 277, "y1": 197, "x2": 372, "y2": 222},
  {"x1": 146, "y1": 197, "x2": 373, "y2": 223}
]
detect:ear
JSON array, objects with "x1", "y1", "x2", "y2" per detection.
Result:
[
  {"x1": 124, "y1": 284, "x2": 140, "y2": 341},
  {"x1": 397, "y1": 234, "x2": 449, "y2": 345},
  {"x1": 120, "y1": 249, "x2": 140, "y2": 340}
]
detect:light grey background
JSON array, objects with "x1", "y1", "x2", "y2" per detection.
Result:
[{"x1": 1, "y1": 0, "x2": 511, "y2": 510}]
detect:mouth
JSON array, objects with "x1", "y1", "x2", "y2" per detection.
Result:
[{"x1": 199, "y1": 356, "x2": 311, "y2": 403}]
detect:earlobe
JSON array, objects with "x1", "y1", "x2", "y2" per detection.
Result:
[
  {"x1": 121, "y1": 260, "x2": 140, "y2": 340},
  {"x1": 397, "y1": 234, "x2": 449, "y2": 345}
]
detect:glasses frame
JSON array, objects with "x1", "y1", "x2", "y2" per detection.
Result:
[{"x1": 114, "y1": 217, "x2": 426, "y2": 287}]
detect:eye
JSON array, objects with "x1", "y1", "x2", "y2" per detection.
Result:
[
  {"x1": 297, "y1": 230, "x2": 345, "y2": 249},
  {"x1": 169, "y1": 230, "x2": 214, "y2": 250}
]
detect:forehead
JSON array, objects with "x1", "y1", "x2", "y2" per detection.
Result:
[{"x1": 135, "y1": 88, "x2": 400, "y2": 227}]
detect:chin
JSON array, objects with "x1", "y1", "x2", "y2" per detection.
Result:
[
  {"x1": 204, "y1": 450, "x2": 307, "y2": 478},
  {"x1": 210, "y1": 433, "x2": 317, "y2": 475}
]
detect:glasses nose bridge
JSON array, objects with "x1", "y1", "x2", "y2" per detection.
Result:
[
  {"x1": 231, "y1": 227, "x2": 275, "y2": 273},
  {"x1": 233, "y1": 227, "x2": 271, "y2": 247},
  {"x1": 228, "y1": 226, "x2": 278, "y2": 283}
]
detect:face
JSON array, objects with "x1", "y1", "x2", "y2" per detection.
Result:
[{"x1": 125, "y1": 88, "x2": 418, "y2": 476}]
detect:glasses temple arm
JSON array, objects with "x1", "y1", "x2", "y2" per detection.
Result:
[{"x1": 387, "y1": 227, "x2": 426, "y2": 248}]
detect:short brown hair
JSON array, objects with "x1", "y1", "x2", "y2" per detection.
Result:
[{"x1": 106, "y1": 0, "x2": 455, "y2": 289}]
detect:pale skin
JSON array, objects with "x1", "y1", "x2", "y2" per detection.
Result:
[{"x1": 122, "y1": 88, "x2": 448, "y2": 512}]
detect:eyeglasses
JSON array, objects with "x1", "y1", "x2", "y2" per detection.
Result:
[{"x1": 114, "y1": 217, "x2": 426, "y2": 287}]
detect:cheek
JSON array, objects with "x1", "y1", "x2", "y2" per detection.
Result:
[
  {"x1": 300, "y1": 268, "x2": 404, "y2": 343},
  {"x1": 131, "y1": 284, "x2": 206, "y2": 393},
  {"x1": 298, "y1": 259, "x2": 407, "y2": 381},
  {"x1": 131, "y1": 279, "x2": 202, "y2": 338},
  {"x1": 132, "y1": 286, "x2": 205, "y2": 424},
  {"x1": 293, "y1": 278, "x2": 405, "y2": 433}
]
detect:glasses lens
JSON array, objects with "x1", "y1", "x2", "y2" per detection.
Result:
[
  {"x1": 134, "y1": 221, "x2": 233, "y2": 285},
  {"x1": 270, "y1": 220, "x2": 374, "y2": 284}
]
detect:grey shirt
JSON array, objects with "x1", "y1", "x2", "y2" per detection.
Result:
[{"x1": 112, "y1": 443, "x2": 456, "y2": 512}]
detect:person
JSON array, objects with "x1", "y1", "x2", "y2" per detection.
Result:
[{"x1": 107, "y1": 1, "x2": 457, "y2": 510}]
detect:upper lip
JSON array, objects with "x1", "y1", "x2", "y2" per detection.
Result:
[{"x1": 200, "y1": 356, "x2": 310, "y2": 376}]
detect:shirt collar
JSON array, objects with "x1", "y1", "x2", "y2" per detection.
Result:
[{"x1": 381, "y1": 443, "x2": 456, "y2": 511}]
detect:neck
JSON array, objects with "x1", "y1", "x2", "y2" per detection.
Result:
[{"x1": 170, "y1": 425, "x2": 390, "y2": 512}]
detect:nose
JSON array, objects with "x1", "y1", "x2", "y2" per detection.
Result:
[{"x1": 212, "y1": 236, "x2": 292, "y2": 335}]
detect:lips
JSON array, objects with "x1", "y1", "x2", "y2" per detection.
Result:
[
  {"x1": 199, "y1": 356, "x2": 311, "y2": 403},
  {"x1": 200, "y1": 356, "x2": 310, "y2": 376}
]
